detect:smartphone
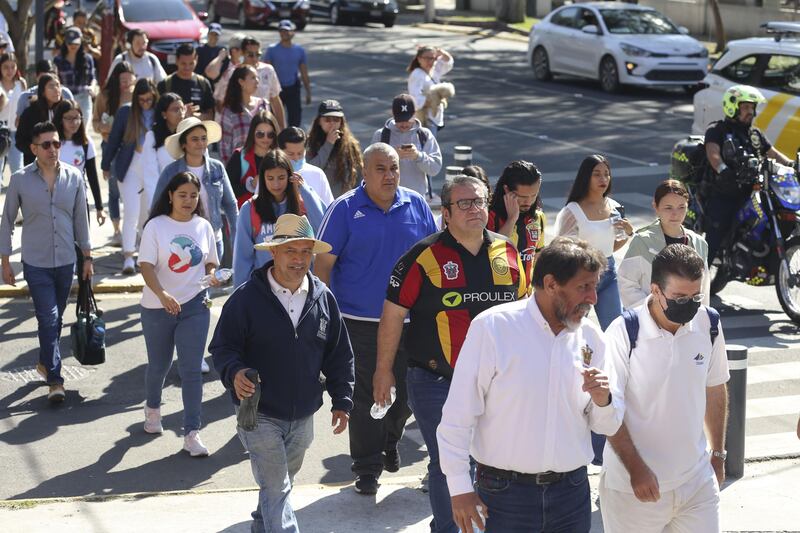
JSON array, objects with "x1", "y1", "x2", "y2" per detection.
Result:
[
  {"x1": 616, "y1": 205, "x2": 625, "y2": 219},
  {"x1": 400, "y1": 143, "x2": 414, "y2": 150}
]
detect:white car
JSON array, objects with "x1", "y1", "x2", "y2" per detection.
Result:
[
  {"x1": 527, "y1": 1, "x2": 710, "y2": 92},
  {"x1": 692, "y1": 22, "x2": 800, "y2": 158}
]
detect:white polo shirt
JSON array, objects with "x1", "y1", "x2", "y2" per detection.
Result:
[
  {"x1": 603, "y1": 298, "x2": 730, "y2": 493},
  {"x1": 267, "y1": 267, "x2": 309, "y2": 329},
  {"x1": 437, "y1": 294, "x2": 624, "y2": 497}
]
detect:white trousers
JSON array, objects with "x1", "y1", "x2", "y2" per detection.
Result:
[
  {"x1": 599, "y1": 463, "x2": 721, "y2": 533},
  {"x1": 119, "y1": 148, "x2": 158, "y2": 254}
]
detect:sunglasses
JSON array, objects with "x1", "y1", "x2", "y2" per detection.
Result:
[
  {"x1": 245, "y1": 51, "x2": 260, "y2": 58},
  {"x1": 255, "y1": 130, "x2": 275, "y2": 139},
  {"x1": 35, "y1": 140, "x2": 61, "y2": 150}
]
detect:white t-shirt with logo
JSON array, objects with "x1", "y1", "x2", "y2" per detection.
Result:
[
  {"x1": 59, "y1": 138, "x2": 96, "y2": 174},
  {"x1": 138, "y1": 214, "x2": 219, "y2": 309}
]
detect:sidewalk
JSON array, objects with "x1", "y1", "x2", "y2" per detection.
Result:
[{"x1": 2, "y1": 459, "x2": 798, "y2": 532}]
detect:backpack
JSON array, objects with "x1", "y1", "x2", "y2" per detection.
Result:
[
  {"x1": 163, "y1": 72, "x2": 198, "y2": 94},
  {"x1": 380, "y1": 126, "x2": 429, "y2": 148},
  {"x1": 622, "y1": 306, "x2": 720, "y2": 357}
]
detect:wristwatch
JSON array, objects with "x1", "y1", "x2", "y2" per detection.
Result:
[{"x1": 711, "y1": 450, "x2": 727, "y2": 460}]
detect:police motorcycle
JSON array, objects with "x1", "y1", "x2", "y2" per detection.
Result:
[{"x1": 671, "y1": 136, "x2": 800, "y2": 324}]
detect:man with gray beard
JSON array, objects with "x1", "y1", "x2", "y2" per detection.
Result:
[{"x1": 437, "y1": 236, "x2": 623, "y2": 533}]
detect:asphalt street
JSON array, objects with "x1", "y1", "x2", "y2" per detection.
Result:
[{"x1": 0, "y1": 12, "x2": 798, "y2": 512}]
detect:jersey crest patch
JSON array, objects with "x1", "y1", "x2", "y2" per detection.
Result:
[{"x1": 442, "y1": 260, "x2": 460, "y2": 281}]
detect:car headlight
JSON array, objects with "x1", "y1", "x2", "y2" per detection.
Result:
[
  {"x1": 620, "y1": 43, "x2": 652, "y2": 57},
  {"x1": 294, "y1": 0, "x2": 310, "y2": 8},
  {"x1": 699, "y1": 47, "x2": 709, "y2": 58}
]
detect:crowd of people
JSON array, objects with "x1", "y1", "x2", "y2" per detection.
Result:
[{"x1": 1, "y1": 14, "x2": 785, "y2": 533}]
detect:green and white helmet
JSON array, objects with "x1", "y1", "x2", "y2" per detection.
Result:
[{"x1": 722, "y1": 85, "x2": 766, "y2": 119}]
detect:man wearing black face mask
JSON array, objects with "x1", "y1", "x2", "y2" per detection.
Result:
[{"x1": 599, "y1": 244, "x2": 729, "y2": 533}]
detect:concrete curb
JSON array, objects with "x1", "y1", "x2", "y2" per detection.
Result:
[{"x1": 0, "y1": 278, "x2": 145, "y2": 298}]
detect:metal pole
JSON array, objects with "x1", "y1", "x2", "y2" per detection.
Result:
[
  {"x1": 725, "y1": 344, "x2": 748, "y2": 479},
  {"x1": 425, "y1": 0, "x2": 436, "y2": 23},
  {"x1": 35, "y1": 0, "x2": 45, "y2": 64}
]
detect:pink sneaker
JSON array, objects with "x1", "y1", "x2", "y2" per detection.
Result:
[{"x1": 183, "y1": 430, "x2": 209, "y2": 457}]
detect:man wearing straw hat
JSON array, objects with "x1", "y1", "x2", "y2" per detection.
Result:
[{"x1": 210, "y1": 213, "x2": 355, "y2": 533}]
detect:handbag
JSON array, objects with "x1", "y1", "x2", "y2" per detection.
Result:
[{"x1": 71, "y1": 277, "x2": 106, "y2": 365}]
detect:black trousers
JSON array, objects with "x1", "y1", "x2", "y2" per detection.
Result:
[
  {"x1": 280, "y1": 83, "x2": 302, "y2": 128},
  {"x1": 345, "y1": 318, "x2": 412, "y2": 477}
]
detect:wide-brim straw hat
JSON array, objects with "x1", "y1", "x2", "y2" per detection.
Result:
[
  {"x1": 165, "y1": 116, "x2": 222, "y2": 160},
  {"x1": 254, "y1": 214, "x2": 332, "y2": 254}
]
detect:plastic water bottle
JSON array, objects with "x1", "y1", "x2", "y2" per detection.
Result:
[
  {"x1": 200, "y1": 268, "x2": 233, "y2": 289},
  {"x1": 88, "y1": 318, "x2": 106, "y2": 350},
  {"x1": 370, "y1": 386, "x2": 396, "y2": 419},
  {"x1": 610, "y1": 205, "x2": 627, "y2": 240}
]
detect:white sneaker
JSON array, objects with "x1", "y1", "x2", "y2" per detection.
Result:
[
  {"x1": 200, "y1": 359, "x2": 210, "y2": 374},
  {"x1": 122, "y1": 256, "x2": 135, "y2": 275},
  {"x1": 183, "y1": 430, "x2": 209, "y2": 457},
  {"x1": 143, "y1": 406, "x2": 163, "y2": 434}
]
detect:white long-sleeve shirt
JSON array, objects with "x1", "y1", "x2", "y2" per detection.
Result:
[
  {"x1": 407, "y1": 56, "x2": 453, "y2": 127},
  {"x1": 437, "y1": 295, "x2": 623, "y2": 497}
]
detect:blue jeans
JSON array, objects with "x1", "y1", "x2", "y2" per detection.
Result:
[
  {"x1": 476, "y1": 466, "x2": 591, "y2": 533},
  {"x1": 406, "y1": 367, "x2": 458, "y2": 533},
  {"x1": 595, "y1": 256, "x2": 622, "y2": 331},
  {"x1": 22, "y1": 263, "x2": 74, "y2": 385},
  {"x1": 0, "y1": 131, "x2": 23, "y2": 185},
  {"x1": 75, "y1": 91, "x2": 93, "y2": 134},
  {"x1": 236, "y1": 412, "x2": 314, "y2": 533},
  {"x1": 141, "y1": 291, "x2": 209, "y2": 433},
  {"x1": 102, "y1": 141, "x2": 121, "y2": 221}
]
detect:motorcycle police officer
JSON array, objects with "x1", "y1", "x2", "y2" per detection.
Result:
[{"x1": 704, "y1": 85, "x2": 793, "y2": 263}]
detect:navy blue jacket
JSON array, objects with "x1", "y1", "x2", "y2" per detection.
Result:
[{"x1": 209, "y1": 262, "x2": 355, "y2": 420}]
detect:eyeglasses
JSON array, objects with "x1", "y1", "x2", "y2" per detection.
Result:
[
  {"x1": 255, "y1": 130, "x2": 275, "y2": 139},
  {"x1": 445, "y1": 197, "x2": 488, "y2": 211},
  {"x1": 138, "y1": 96, "x2": 155, "y2": 104},
  {"x1": 245, "y1": 51, "x2": 260, "y2": 58},
  {"x1": 664, "y1": 293, "x2": 705, "y2": 305},
  {"x1": 64, "y1": 115, "x2": 82, "y2": 123},
  {"x1": 35, "y1": 140, "x2": 61, "y2": 150}
]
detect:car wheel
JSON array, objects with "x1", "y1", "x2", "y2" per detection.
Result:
[
  {"x1": 599, "y1": 56, "x2": 620, "y2": 93},
  {"x1": 330, "y1": 3, "x2": 343, "y2": 25},
  {"x1": 383, "y1": 16, "x2": 395, "y2": 28},
  {"x1": 238, "y1": 6, "x2": 248, "y2": 29},
  {"x1": 532, "y1": 46, "x2": 552, "y2": 81}
]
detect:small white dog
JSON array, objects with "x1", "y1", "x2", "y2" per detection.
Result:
[{"x1": 416, "y1": 82, "x2": 455, "y2": 127}]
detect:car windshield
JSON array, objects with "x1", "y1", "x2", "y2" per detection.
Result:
[
  {"x1": 600, "y1": 9, "x2": 679, "y2": 34},
  {"x1": 121, "y1": 0, "x2": 194, "y2": 22}
]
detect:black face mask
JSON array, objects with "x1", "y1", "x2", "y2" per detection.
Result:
[{"x1": 662, "y1": 295, "x2": 701, "y2": 325}]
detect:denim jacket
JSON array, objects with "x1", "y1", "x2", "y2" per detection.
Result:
[
  {"x1": 101, "y1": 104, "x2": 135, "y2": 180},
  {"x1": 153, "y1": 156, "x2": 239, "y2": 245}
]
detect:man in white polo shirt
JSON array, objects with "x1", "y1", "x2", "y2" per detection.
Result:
[
  {"x1": 600, "y1": 244, "x2": 729, "y2": 532},
  {"x1": 437, "y1": 237, "x2": 623, "y2": 532}
]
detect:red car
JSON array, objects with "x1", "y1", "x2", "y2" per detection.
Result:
[
  {"x1": 208, "y1": 0, "x2": 310, "y2": 30},
  {"x1": 90, "y1": 0, "x2": 209, "y2": 67}
]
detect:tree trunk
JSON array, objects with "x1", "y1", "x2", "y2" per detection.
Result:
[
  {"x1": 496, "y1": 0, "x2": 526, "y2": 24},
  {"x1": 708, "y1": 0, "x2": 727, "y2": 54},
  {"x1": 0, "y1": 0, "x2": 36, "y2": 77}
]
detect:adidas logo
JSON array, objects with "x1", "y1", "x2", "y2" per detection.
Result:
[
  {"x1": 694, "y1": 353, "x2": 705, "y2": 365},
  {"x1": 353, "y1": 210, "x2": 366, "y2": 219}
]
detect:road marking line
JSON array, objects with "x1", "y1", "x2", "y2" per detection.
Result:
[
  {"x1": 542, "y1": 165, "x2": 670, "y2": 183},
  {"x1": 745, "y1": 432, "x2": 800, "y2": 458},
  {"x1": 747, "y1": 362, "x2": 800, "y2": 385},
  {"x1": 747, "y1": 395, "x2": 800, "y2": 419}
]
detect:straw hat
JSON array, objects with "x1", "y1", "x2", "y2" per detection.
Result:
[
  {"x1": 165, "y1": 116, "x2": 222, "y2": 160},
  {"x1": 254, "y1": 214, "x2": 332, "y2": 254}
]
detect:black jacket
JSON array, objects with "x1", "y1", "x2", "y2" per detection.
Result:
[{"x1": 209, "y1": 262, "x2": 355, "y2": 420}]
